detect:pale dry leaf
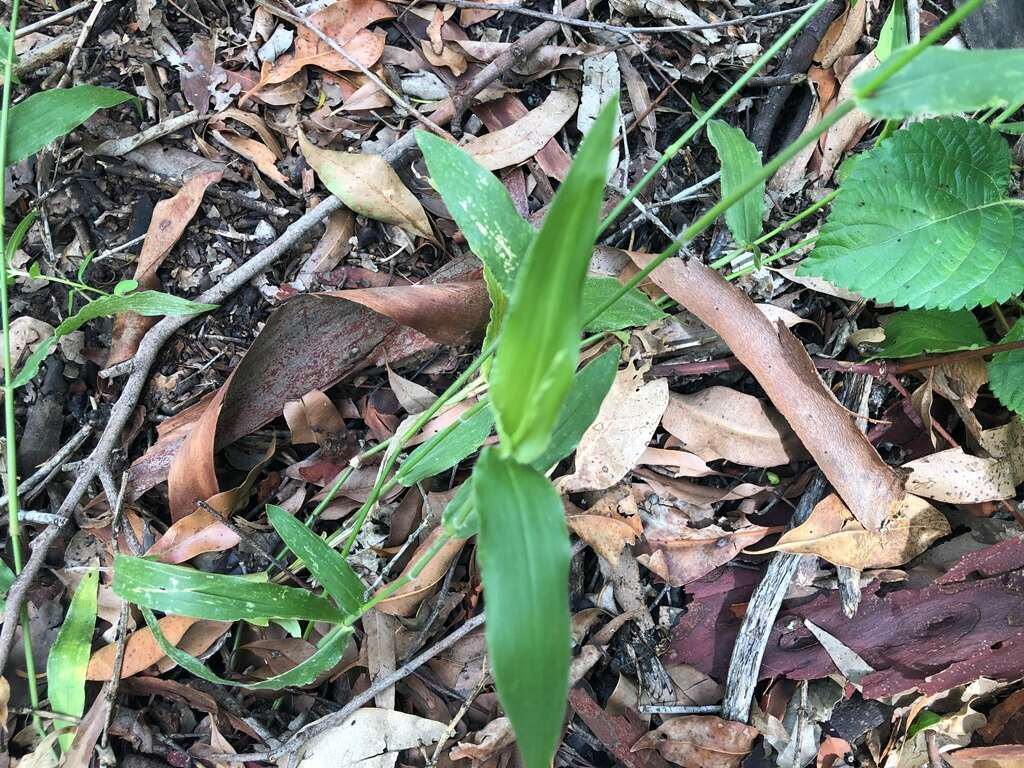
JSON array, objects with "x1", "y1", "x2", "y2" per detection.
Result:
[
  {"x1": 904, "y1": 447, "x2": 1017, "y2": 504},
  {"x1": 0, "y1": 676, "x2": 8, "y2": 734},
  {"x1": 818, "y1": 51, "x2": 879, "y2": 180},
  {"x1": 804, "y1": 619, "x2": 874, "y2": 685},
  {"x1": 420, "y1": 40, "x2": 467, "y2": 76},
  {"x1": 557, "y1": 363, "x2": 669, "y2": 493},
  {"x1": 631, "y1": 715, "x2": 758, "y2": 768},
  {"x1": 662, "y1": 386, "x2": 807, "y2": 467},
  {"x1": 947, "y1": 746, "x2": 1024, "y2": 768},
  {"x1": 283, "y1": 390, "x2": 346, "y2": 447},
  {"x1": 450, "y1": 717, "x2": 515, "y2": 763},
  {"x1": 297, "y1": 708, "x2": 447, "y2": 768},
  {"x1": 578, "y1": 52, "x2": 620, "y2": 135},
  {"x1": 637, "y1": 447, "x2": 718, "y2": 477},
  {"x1": 751, "y1": 493, "x2": 950, "y2": 569},
  {"x1": 461, "y1": 89, "x2": 578, "y2": 171},
  {"x1": 387, "y1": 366, "x2": 435, "y2": 414},
  {"x1": 299, "y1": 131, "x2": 432, "y2": 239},
  {"x1": 566, "y1": 497, "x2": 642, "y2": 564},
  {"x1": 640, "y1": 522, "x2": 773, "y2": 587},
  {"x1": 774, "y1": 265, "x2": 864, "y2": 302},
  {"x1": 609, "y1": 0, "x2": 720, "y2": 41},
  {"x1": 6, "y1": 316, "x2": 54, "y2": 367},
  {"x1": 211, "y1": 130, "x2": 292, "y2": 191},
  {"x1": 815, "y1": 0, "x2": 869, "y2": 68}
]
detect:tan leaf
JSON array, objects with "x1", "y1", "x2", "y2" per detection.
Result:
[
  {"x1": 815, "y1": 0, "x2": 868, "y2": 68},
  {"x1": 211, "y1": 130, "x2": 293, "y2": 191},
  {"x1": 284, "y1": 390, "x2": 347, "y2": 447},
  {"x1": 566, "y1": 509, "x2": 640, "y2": 564},
  {"x1": 947, "y1": 745, "x2": 1024, "y2": 768},
  {"x1": 640, "y1": 523, "x2": 774, "y2": 587},
  {"x1": 154, "y1": 620, "x2": 231, "y2": 673},
  {"x1": 818, "y1": 51, "x2": 879, "y2": 179},
  {"x1": 637, "y1": 447, "x2": 718, "y2": 477},
  {"x1": 751, "y1": 493, "x2": 950, "y2": 569},
  {"x1": 662, "y1": 386, "x2": 807, "y2": 467},
  {"x1": 87, "y1": 616, "x2": 227, "y2": 680},
  {"x1": 374, "y1": 527, "x2": 466, "y2": 616},
  {"x1": 299, "y1": 131, "x2": 432, "y2": 239},
  {"x1": 450, "y1": 717, "x2": 515, "y2": 762},
  {"x1": 631, "y1": 715, "x2": 759, "y2": 768},
  {"x1": 297, "y1": 709, "x2": 447, "y2": 768},
  {"x1": 420, "y1": 40, "x2": 467, "y2": 76},
  {"x1": 7, "y1": 316, "x2": 54, "y2": 368},
  {"x1": 904, "y1": 447, "x2": 1017, "y2": 504},
  {"x1": 387, "y1": 366, "x2": 436, "y2": 414},
  {"x1": 146, "y1": 507, "x2": 240, "y2": 564},
  {"x1": 462, "y1": 89, "x2": 578, "y2": 171},
  {"x1": 558, "y1": 363, "x2": 668, "y2": 493}
]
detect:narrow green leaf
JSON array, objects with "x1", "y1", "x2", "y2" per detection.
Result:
[
  {"x1": 266, "y1": 505, "x2": 365, "y2": 615},
  {"x1": 417, "y1": 131, "x2": 534, "y2": 293},
  {"x1": 581, "y1": 277, "x2": 665, "y2": 332},
  {"x1": 706, "y1": 119, "x2": 765, "y2": 246},
  {"x1": 0, "y1": 559, "x2": 14, "y2": 614},
  {"x1": 875, "y1": 0, "x2": 907, "y2": 62},
  {"x1": 874, "y1": 309, "x2": 987, "y2": 359},
  {"x1": 989, "y1": 319, "x2": 1024, "y2": 416},
  {"x1": 113, "y1": 556, "x2": 347, "y2": 624},
  {"x1": 14, "y1": 291, "x2": 217, "y2": 388},
  {"x1": 396, "y1": 403, "x2": 495, "y2": 487},
  {"x1": 490, "y1": 97, "x2": 619, "y2": 463},
  {"x1": 800, "y1": 118, "x2": 1024, "y2": 310},
  {"x1": 532, "y1": 345, "x2": 619, "y2": 470},
  {"x1": 441, "y1": 349, "x2": 618, "y2": 540},
  {"x1": 474, "y1": 449, "x2": 571, "y2": 768},
  {"x1": 995, "y1": 121, "x2": 1024, "y2": 136},
  {"x1": 48, "y1": 567, "x2": 99, "y2": 752},
  {"x1": 140, "y1": 607, "x2": 351, "y2": 690},
  {"x1": 856, "y1": 48, "x2": 1024, "y2": 119},
  {"x1": 7, "y1": 86, "x2": 133, "y2": 166},
  {"x1": 5, "y1": 210, "x2": 36, "y2": 262}
]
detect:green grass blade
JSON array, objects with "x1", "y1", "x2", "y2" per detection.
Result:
[
  {"x1": 114, "y1": 556, "x2": 347, "y2": 624},
  {"x1": 474, "y1": 449, "x2": 571, "y2": 768},
  {"x1": 396, "y1": 402, "x2": 494, "y2": 487},
  {"x1": 13, "y1": 291, "x2": 217, "y2": 388},
  {"x1": 266, "y1": 504, "x2": 365, "y2": 615},
  {"x1": 139, "y1": 607, "x2": 351, "y2": 690},
  {"x1": 7, "y1": 86, "x2": 133, "y2": 166},
  {"x1": 48, "y1": 567, "x2": 98, "y2": 752},
  {"x1": 706, "y1": 119, "x2": 764, "y2": 247},
  {"x1": 490, "y1": 97, "x2": 618, "y2": 463}
]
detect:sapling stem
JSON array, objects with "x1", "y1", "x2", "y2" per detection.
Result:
[{"x1": 0, "y1": 0, "x2": 43, "y2": 731}]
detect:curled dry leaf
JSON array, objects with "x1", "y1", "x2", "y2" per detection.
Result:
[
  {"x1": 814, "y1": 0, "x2": 869, "y2": 68},
  {"x1": 462, "y1": 89, "x2": 579, "y2": 171},
  {"x1": 450, "y1": 717, "x2": 515, "y2": 764},
  {"x1": 638, "y1": 447, "x2": 718, "y2": 478},
  {"x1": 297, "y1": 708, "x2": 447, "y2": 768},
  {"x1": 631, "y1": 715, "x2": 759, "y2": 768},
  {"x1": 145, "y1": 506, "x2": 240, "y2": 564},
  {"x1": 284, "y1": 390, "x2": 347, "y2": 447},
  {"x1": 566, "y1": 499, "x2": 642, "y2": 564},
  {"x1": 640, "y1": 522, "x2": 774, "y2": 587},
  {"x1": 558, "y1": 363, "x2": 669, "y2": 493},
  {"x1": 662, "y1": 386, "x2": 807, "y2": 468},
  {"x1": 751, "y1": 493, "x2": 950, "y2": 569},
  {"x1": 374, "y1": 526, "x2": 466, "y2": 617},
  {"x1": 818, "y1": 51, "x2": 880, "y2": 180},
  {"x1": 8, "y1": 317, "x2": 54, "y2": 367},
  {"x1": 299, "y1": 131, "x2": 433, "y2": 239}
]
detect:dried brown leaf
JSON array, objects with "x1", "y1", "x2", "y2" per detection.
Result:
[
  {"x1": 662, "y1": 386, "x2": 807, "y2": 467},
  {"x1": 641, "y1": 523, "x2": 774, "y2": 587},
  {"x1": 462, "y1": 89, "x2": 578, "y2": 171},
  {"x1": 631, "y1": 715, "x2": 759, "y2": 768},
  {"x1": 374, "y1": 527, "x2": 466, "y2": 616},
  {"x1": 146, "y1": 507, "x2": 240, "y2": 564}
]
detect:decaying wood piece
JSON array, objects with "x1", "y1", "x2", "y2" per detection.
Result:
[{"x1": 630, "y1": 252, "x2": 904, "y2": 532}]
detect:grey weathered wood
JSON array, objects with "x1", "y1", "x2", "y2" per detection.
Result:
[{"x1": 955, "y1": 0, "x2": 1024, "y2": 49}]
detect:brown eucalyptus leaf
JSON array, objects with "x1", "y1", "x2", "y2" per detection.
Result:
[
  {"x1": 299, "y1": 131, "x2": 432, "y2": 239},
  {"x1": 662, "y1": 386, "x2": 807, "y2": 468},
  {"x1": 374, "y1": 527, "x2": 466, "y2": 617},
  {"x1": 462, "y1": 89, "x2": 578, "y2": 171},
  {"x1": 87, "y1": 616, "x2": 204, "y2": 680},
  {"x1": 145, "y1": 507, "x2": 240, "y2": 564},
  {"x1": 631, "y1": 715, "x2": 759, "y2": 768},
  {"x1": 751, "y1": 494, "x2": 950, "y2": 569},
  {"x1": 640, "y1": 523, "x2": 774, "y2": 587},
  {"x1": 904, "y1": 447, "x2": 1018, "y2": 504},
  {"x1": 558, "y1": 363, "x2": 668, "y2": 493}
]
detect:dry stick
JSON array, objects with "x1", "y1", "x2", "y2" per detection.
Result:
[
  {"x1": 0, "y1": 0, "x2": 575, "y2": 677},
  {"x1": 632, "y1": 252, "x2": 904, "y2": 531},
  {"x1": 56, "y1": 0, "x2": 104, "y2": 88},
  {"x1": 15, "y1": 1, "x2": 91, "y2": 37},
  {"x1": 0, "y1": 423, "x2": 92, "y2": 511},
  {"x1": 411, "y1": 0, "x2": 813, "y2": 36},
  {"x1": 0, "y1": 30, "x2": 77, "y2": 84},
  {"x1": 721, "y1": 374, "x2": 868, "y2": 723},
  {"x1": 226, "y1": 612, "x2": 487, "y2": 765}
]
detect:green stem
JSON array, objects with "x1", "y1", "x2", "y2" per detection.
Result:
[
  {"x1": 1, "y1": 0, "x2": 42, "y2": 733},
  {"x1": 7, "y1": 270, "x2": 107, "y2": 297},
  {"x1": 598, "y1": 0, "x2": 835, "y2": 234},
  {"x1": 751, "y1": 190, "x2": 837, "y2": 248},
  {"x1": 992, "y1": 100, "x2": 1024, "y2": 127},
  {"x1": 724, "y1": 234, "x2": 818, "y2": 281}
]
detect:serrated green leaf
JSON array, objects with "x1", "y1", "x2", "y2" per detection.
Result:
[
  {"x1": 417, "y1": 131, "x2": 534, "y2": 293},
  {"x1": 48, "y1": 567, "x2": 99, "y2": 752},
  {"x1": 581, "y1": 277, "x2": 666, "y2": 332},
  {"x1": 706, "y1": 119, "x2": 764, "y2": 246},
  {"x1": 856, "y1": 48, "x2": 1024, "y2": 119},
  {"x1": 490, "y1": 98, "x2": 618, "y2": 463},
  {"x1": 14, "y1": 291, "x2": 217, "y2": 388},
  {"x1": 397, "y1": 402, "x2": 495, "y2": 487},
  {"x1": 800, "y1": 118, "x2": 1024, "y2": 310},
  {"x1": 266, "y1": 505, "x2": 365, "y2": 615},
  {"x1": 113, "y1": 556, "x2": 347, "y2": 624},
  {"x1": 474, "y1": 448, "x2": 570, "y2": 768},
  {"x1": 7, "y1": 86, "x2": 134, "y2": 166},
  {"x1": 989, "y1": 319, "x2": 1024, "y2": 416},
  {"x1": 875, "y1": 309, "x2": 987, "y2": 359},
  {"x1": 875, "y1": 0, "x2": 906, "y2": 62},
  {"x1": 140, "y1": 607, "x2": 351, "y2": 690}
]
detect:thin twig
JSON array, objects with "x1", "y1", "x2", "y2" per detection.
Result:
[
  {"x1": 411, "y1": 0, "x2": 814, "y2": 36},
  {"x1": 56, "y1": 0, "x2": 104, "y2": 88},
  {"x1": 15, "y1": 1, "x2": 91, "y2": 37},
  {"x1": 0, "y1": 423, "x2": 92, "y2": 511}
]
